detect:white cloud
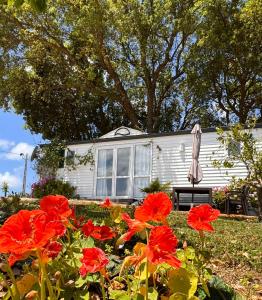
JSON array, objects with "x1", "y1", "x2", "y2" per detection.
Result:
[
  {"x1": 0, "y1": 172, "x2": 21, "y2": 188},
  {"x1": 5, "y1": 143, "x2": 35, "y2": 160},
  {"x1": 0, "y1": 139, "x2": 15, "y2": 150}
]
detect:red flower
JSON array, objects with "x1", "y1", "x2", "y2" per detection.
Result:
[
  {"x1": 41, "y1": 241, "x2": 63, "y2": 263},
  {"x1": 82, "y1": 220, "x2": 115, "y2": 241},
  {"x1": 0, "y1": 210, "x2": 64, "y2": 265},
  {"x1": 43, "y1": 241, "x2": 63, "y2": 259},
  {"x1": 92, "y1": 226, "x2": 115, "y2": 240},
  {"x1": 40, "y1": 195, "x2": 72, "y2": 220},
  {"x1": 135, "y1": 192, "x2": 172, "y2": 223},
  {"x1": 100, "y1": 197, "x2": 113, "y2": 208},
  {"x1": 187, "y1": 204, "x2": 220, "y2": 232},
  {"x1": 120, "y1": 213, "x2": 152, "y2": 242},
  {"x1": 69, "y1": 207, "x2": 85, "y2": 229},
  {"x1": 146, "y1": 226, "x2": 181, "y2": 268},
  {"x1": 79, "y1": 247, "x2": 109, "y2": 277}
]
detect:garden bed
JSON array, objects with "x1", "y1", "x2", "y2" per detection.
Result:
[{"x1": 1, "y1": 196, "x2": 261, "y2": 299}]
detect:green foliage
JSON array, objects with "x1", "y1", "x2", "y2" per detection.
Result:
[
  {"x1": 0, "y1": 0, "x2": 224, "y2": 140},
  {"x1": 213, "y1": 120, "x2": 262, "y2": 217},
  {"x1": 0, "y1": 195, "x2": 22, "y2": 224},
  {"x1": 186, "y1": 0, "x2": 262, "y2": 124},
  {"x1": 7, "y1": 0, "x2": 47, "y2": 11},
  {"x1": 141, "y1": 178, "x2": 171, "y2": 194},
  {"x1": 1, "y1": 181, "x2": 9, "y2": 197},
  {"x1": 31, "y1": 177, "x2": 77, "y2": 199},
  {"x1": 33, "y1": 141, "x2": 94, "y2": 177}
]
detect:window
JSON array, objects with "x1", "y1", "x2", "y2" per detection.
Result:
[
  {"x1": 96, "y1": 149, "x2": 113, "y2": 196},
  {"x1": 227, "y1": 140, "x2": 241, "y2": 157},
  {"x1": 95, "y1": 144, "x2": 151, "y2": 198},
  {"x1": 133, "y1": 144, "x2": 151, "y2": 198},
  {"x1": 116, "y1": 148, "x2": 131, "y2": 196}
]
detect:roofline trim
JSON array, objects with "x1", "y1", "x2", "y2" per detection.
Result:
[{"x1": 66, "y1": 123, "x2": 262, "y2": 145}]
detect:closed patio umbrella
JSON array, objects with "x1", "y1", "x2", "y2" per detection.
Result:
[{"x1": 187, "y1": 124, "x2": 203, "y2": 187}]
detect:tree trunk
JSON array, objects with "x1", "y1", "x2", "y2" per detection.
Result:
[{"x1": 257, "y1": 186, "x2": 262, "y2": 222}]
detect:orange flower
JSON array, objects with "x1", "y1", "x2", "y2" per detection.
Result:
[
  {"x1": 40, "y1": 195, "x2": 72, "y2": 220},
  {"x1": 135, "y1": 192, "x2": 172, "y2": 223},
  {"x1": 146, "y1": 226, "x2": 181, "y2": 268},
  {"x1": 80, "y1": 247, "x2": 109, "y2": 277},
  {"x1": 100, "y1": 197, "x2": 113, "y2": 208},
  {"x1": 0, "y1": 210, "x2": 64, "y2": 265},
  {"x1": 187, "y1": 204, "x2": 220, "y2": 232},
  {"x1": 120, "y1": 213, "x2": 152, "y2": 242},
  {"x1": 82, "y1": 220, "x2": 115, "y2": 241}
]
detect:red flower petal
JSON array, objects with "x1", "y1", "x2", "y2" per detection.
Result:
[
  {"x1": 100, "y1": 198, "x2": 113, "y2": 208},
  {"x1": 40, "y1": 195, "x2": 72, "y2": 219},
  {"x1": 187, "y1": 204, "x2": 220, "y2": 232},
  {"x1": 135, "y1": 192, "x2": 172, "y2": 223},
  {"x1": 146, "y1": 225, "x2": 181, "y2": 268},
  {"x1": 80, "y1": 247, "x2": 109, "y2": 276}
]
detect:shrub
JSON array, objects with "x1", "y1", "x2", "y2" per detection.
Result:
[
  {"x1": 31, "y1": 177, "x2": 77, "y2": 199},
  {"x1": 141, "y1": 178, "x2": 171, "y2": 194}
]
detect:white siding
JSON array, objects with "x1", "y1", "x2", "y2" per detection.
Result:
[{"x1": 58, "y1": 128, "x2": 262, "y2": 198}]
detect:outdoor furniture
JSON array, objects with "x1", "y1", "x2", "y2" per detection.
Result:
[
  {"x1": 225, "y1": 186, "x2": 249, "y2": 215},
  {"x1": 172, "y1": 187, "x2": 212, "y2": 210}
]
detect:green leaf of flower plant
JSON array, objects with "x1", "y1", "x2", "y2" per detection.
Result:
[
  {"x1": 185, "y1": 247, "x2": 196, "y2": 260},
  {"x1": 168, "y1": 268, "x2": 198, "y2": 298}
]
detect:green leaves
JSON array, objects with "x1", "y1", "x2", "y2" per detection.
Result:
[
  {"x1": 7, "y1": 0, "x2": 46, "y2": 11},
  {"x1": 168, "y1": 268, "x2": 198, "y2": 299}
]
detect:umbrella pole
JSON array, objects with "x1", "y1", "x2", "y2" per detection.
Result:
[{"x1": 192, "y1": 182, "x2": 194, "y2": 206}]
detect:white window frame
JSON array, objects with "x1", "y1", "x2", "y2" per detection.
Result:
[
  {"x1": 95, "y1": 148, "x2": 114, "y2": 197},
  {"x1": 94, "y1": 142, "x2": 152, "y2": 199},
  {"x1": 133, "y1": 144, "x2": 152, "y2": 198}
]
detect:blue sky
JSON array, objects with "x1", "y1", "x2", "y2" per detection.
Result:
[{"x1": 0, "y1": 109, "x2": 44, "y2": 196}]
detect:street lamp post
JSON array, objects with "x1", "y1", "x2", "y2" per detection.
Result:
[{"x1": 20, "y1": 153, "x2": 28, "y2": 196}]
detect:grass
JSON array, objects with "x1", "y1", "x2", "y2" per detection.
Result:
[{"x1": 168, "y1": 212, "x2": 262, "y2": 272}]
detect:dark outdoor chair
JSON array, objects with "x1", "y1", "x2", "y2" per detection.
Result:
[{"x1": 225, "y1": 185, "x2": 249, "y2": 215}]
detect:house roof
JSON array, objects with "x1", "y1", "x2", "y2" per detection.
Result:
[{"x1": 66, "y1": 123, "x2": 262, "y2": 145}]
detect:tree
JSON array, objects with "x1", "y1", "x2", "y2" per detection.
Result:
[
  {"x1": 213, "y1": 120, "x2": 262, "y2": 220},
  {"x1": 186, "y1": 0, "x2": 262, "y2": 124},
  {"x1": 3, "y1": 0, "x2": 47, "y2": 11},
  {"x1": 0, "y1": 0, "x2": 215, "y2": 140}
]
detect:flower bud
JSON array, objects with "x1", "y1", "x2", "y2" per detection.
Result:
[
  {"x1": 25, "y1": 290, "x2": 38, "y2": 299},
  {"x1": 54, "y1": 271, "x2": 61, "y2": 280}
]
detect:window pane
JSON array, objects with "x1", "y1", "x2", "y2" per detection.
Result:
[
  {"x1": 135, "y1": 145, "x2": 151, "y2": 176},
  {"x1": 97, "y1": 149, "x2": 113, "y2": 177},
  {"x1": 228, "y1": 140, "x2": 241, "y2": 157},
  {"x1": 96, "y1": 178, "x2": 112, "y2": 196},
  {"x1": 117, "y1": 148, "x2": 130, "y2": 176},
  {"x1": 133, "y1": 177, "x2": 150, "y2": 198},
  {"x1": 116, "y1": 178, "x2": 129, "y2": 196}
]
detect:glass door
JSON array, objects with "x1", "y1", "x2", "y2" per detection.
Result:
[
  {"x1": 116, "y1": 147, "x2": 131, "y2": 196},
  {"x1": 96, "y1": 149, "x2": 113, "y2": 196}
]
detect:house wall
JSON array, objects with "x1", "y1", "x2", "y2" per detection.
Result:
[{"x1": 57, "y1": 127, "x2": 262, "y2": 198}]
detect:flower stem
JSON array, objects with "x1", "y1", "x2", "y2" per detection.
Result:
[
  {"x1": 100, "y1": 275, "x2": 106, "y2": 300},
  {"x1": 145, "y1": 229, "x2": 149, "y2": 300},
  {"x1": 37, "y1": 250, "x2": 56, "y2": 300},
  {"x1": 145, "y1": 259, "x2": 149, "y2": 300},
  {"x1": 4, "y1": 256, "x2": 19, "y2": 300}
]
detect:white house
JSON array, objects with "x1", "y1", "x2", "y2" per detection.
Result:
[{"x1": 57, "y1": 125, "x2": 262, "y2": 200}]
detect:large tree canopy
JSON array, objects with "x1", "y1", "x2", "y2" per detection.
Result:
[
  {"x1": 0, "y1": 0, "x2": 261, "y2": 141},
  {"x1": 187, "y1": 0, "x2": 262, "y2": 124}
]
